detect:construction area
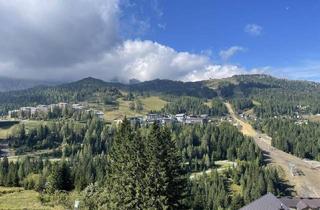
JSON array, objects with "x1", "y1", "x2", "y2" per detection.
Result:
[{"x1": 225, "y1": 102, "x2": 320, "y2": 197}]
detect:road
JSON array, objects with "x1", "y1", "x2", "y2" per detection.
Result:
[{"x1": 225, "y1": 102, "x2": 320, "y2": 197}]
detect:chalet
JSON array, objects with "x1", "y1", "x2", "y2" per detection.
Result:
[
  {"x1": 241, "y1": 192, "x2": 320, "y2": 210},
  {"x1": 240, "y1": 193, "x2": 289, "y2": 210}
]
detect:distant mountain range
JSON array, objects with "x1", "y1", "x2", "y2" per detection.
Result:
[{"x1": 0, "y1": 77, "x2": 60, "y2": 92}]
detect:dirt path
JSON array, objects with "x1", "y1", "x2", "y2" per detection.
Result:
[{"x1": 225, "y1": 102, "x2": 320, "y2": 197}]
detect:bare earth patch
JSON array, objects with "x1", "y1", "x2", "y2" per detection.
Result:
[{"x1": 225, "y1": 102, "x2": 320, "y2": 197}]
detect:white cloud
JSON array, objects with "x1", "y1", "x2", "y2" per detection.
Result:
[
  {"x1": 0, "y1": 0, "x2": 261, "y2": 82},
  {"x1": 219, "y1": 46, "x2": 245, "y2": 61},
  {"x1": 244, "y1": 24, "x2": 263, "y2": 36},
  {"x1": 0, "y1": 0, "x2": 120, "y2": 68}
]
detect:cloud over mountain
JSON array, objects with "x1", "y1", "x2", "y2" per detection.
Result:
[{"x1": 0, "y1": 0, "x2": 257, "y2": 82}]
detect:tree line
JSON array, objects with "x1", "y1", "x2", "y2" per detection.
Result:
[{"x1": 254, "y1": 118, "x2": 320, "y2": 160}]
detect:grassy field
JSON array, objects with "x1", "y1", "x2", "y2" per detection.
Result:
[
  {"x1": 105, "y1": 96, "x2": 167, "y2": 121},
  {"x1": 189, "y1": 160, "x2": 236, "y2": 180},
  {"x1": 0, "y1": 120, "x2": 53, "y2": 140},
  {"x1": 0, "y1": 125, "x2": 16, "y2": 139},
  {"x1": 0, "y1": 187, "x2": 65, "y2": 210}
]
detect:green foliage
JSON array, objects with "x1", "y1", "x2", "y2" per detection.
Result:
[
  {"x1": 173, "y1": 123, "x2": 262, "y2": 171},
  {"x1": 162, "y1": 97, "x2": 227, "y2": 116},
  {"x1": 255, "y1": 118, "x2": 320, "y2": 160},
  {"x1": 231, "y1": 98, "x2": 254, "y2": 113},
  {"x1": 100, "y1": 121, "x2": 188, "y2": 209},
  {"x1": 46, "y1": 161, "x2": 73, "y2": 193},
  {"x1": 215, "y1": 74, "x2": 320, "y2": 118}
]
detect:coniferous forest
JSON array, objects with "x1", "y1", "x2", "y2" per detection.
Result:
[
  {"x1": 2, "y1": 75, "x2": 320, "y2": 209},
  {"x1": 0, "y1": 116, "x2": 289, "y2": 209}
]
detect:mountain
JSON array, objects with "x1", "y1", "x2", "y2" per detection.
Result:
[
  {"x1": 1, "y1": 74, "x2": 320, "y2": 117},
  {"x1": 204, "y1": 74, "x2": 320, "y2": 117},
  {"x1": 0, "y1": 76, "x2": 59, "y2": 92}
]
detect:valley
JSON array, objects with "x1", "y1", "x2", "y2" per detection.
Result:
[{"x1": 0, "y1": 75, "x2": 320, "y2": 209}]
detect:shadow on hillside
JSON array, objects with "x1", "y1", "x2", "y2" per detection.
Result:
[
  {"x1": 261, "y1": 150, "x2": 272, "y2": 164},
  {"x1": 278, "y1": 178, "x2": 296, "y2": 196}
]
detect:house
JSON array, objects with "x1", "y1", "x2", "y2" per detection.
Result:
[
  {"x1": 241, "y1": 193, "x2": 320, "y2": 210},
  {"x1": 240, "y1": 193, "x2": 290, "y2": 210}
]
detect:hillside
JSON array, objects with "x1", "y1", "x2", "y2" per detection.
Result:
[
  {"x1": 0, "y1": 77, "x2": 217, "y2": 114},
  {"x1": 0, "y1": 77, "x2": 58, "y2": 92},
  {"x1": 204, "y1": 74, "x2": 320, "y2": 117},
  {"x1": 1, "y1": 74, "x2": 319, "y2": 209}
]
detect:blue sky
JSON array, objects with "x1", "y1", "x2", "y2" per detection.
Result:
[
  {"x1": 1, "y1": 0, "x2": 320, "y2": 82},
  {"x1": 121, "y1": 0, "x2": 320, "y2": 81}
]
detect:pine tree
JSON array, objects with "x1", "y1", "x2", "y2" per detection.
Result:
[{"x1": 102, "y1": 118, "x2": 147, "y2": 209}]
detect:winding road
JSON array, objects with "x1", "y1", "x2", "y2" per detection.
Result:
[{"x1": 225, "y1": 102, "x2": 320, "y2": 197}]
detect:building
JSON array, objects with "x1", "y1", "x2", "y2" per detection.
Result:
[
  {"x1": 185, "y1": 115, "x2": 208, "y2": 124},
  {"x1": 161, "y1": 116, "x2": 175, "y2": 125},
  {"x1": 175, "y1": 113, "x2": 186, "y2": 122},
  {"x1": 146, "y1": 114, "x2": 161, "y2": 124},
  {"x1": 36, "y1": 105, "x2": 49, "y2": 112},
  {"x1": 240, "y1": 193, "x2": 290, "y2": 210},
  {"x1": 58, "y1": 102, "x2": 68, "y2": 109},
  {"x1": 185, "y1": 116, "x2": 202, "y2": 124},
  {"x1": 72, "y1": 104, "x2": 84, "y2": 110},
  {"x1": 8, "y1": 110, "x2": 19, "y2": 118},
  {"x1": 128, "y1": 116, "x2": 144, "y2": 126},
  {"x1": 241, "y1": 193, "x2": 320, "y2": 210}
]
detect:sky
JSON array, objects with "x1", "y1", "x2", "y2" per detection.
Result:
[{"x1": 0, "y1": 0, "x2": 320, "y2": 82}]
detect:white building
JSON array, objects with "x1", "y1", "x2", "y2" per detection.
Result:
[{"x1": 175, "y1": 113, "x2": 186, "y2": 122}]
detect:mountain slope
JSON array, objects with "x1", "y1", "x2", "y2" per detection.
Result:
[
  {"x1": 0, "y1": 77, "x2": 58, "y2": 92},
  {"x1": 205, "y1": 74, "x2": 320, "y2": 117}
]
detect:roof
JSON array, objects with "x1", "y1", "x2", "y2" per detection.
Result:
[
  {"x1": 175, "y1": 113, "x2": 185, "y2": 117},
  {"x1": 240, "y1": 193, "x2": 290, "y2": 210},
  {"x1": 279, "y1": 197, "x2": 300, "y2": 208},
  {"x1": 280, "y1": 197, "x2": 320, "y2": 209},
  {"x1": 298, "y1": 198, "x2": 320, "y2": 209}
]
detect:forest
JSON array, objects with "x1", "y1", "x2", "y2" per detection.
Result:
[
  {"x1": 254, "y1": 118, "x2": 320, "y2": 160},
  {"x1": 0, "y1": 118, "x2": 290, "y2": 209},
  {"x1": 211, "y1": 74, "x2": 320, "y2": 117},
  {"x1": 162, "y1": 97, "x2": 227, "y2": 116}
]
